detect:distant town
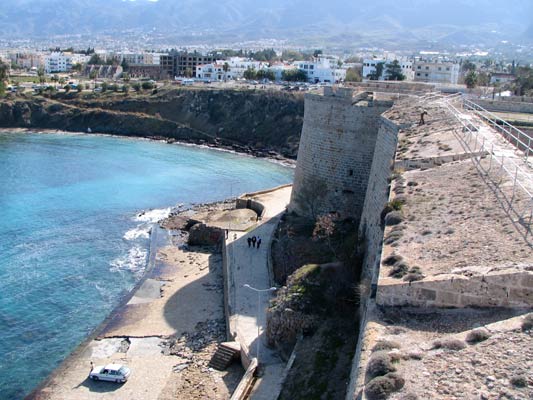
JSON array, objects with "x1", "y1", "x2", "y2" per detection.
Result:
[{"x1": 1, "y1": 45, "x2": 532, "y2": 98}]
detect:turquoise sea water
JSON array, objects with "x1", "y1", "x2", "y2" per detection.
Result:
[{"x1": 0, "y1": 132, "x2": 293, "y2": 399}]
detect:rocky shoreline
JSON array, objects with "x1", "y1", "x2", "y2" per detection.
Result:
[
  {"x1": 0, "y1": 127, "x2": 297, "y2": 168},
  {"x1": 27, "y1": 201, "x2": 243, "y2": 400},
  {"x1": 0, "y1": 87, "x2": 304, "y2": 159}
]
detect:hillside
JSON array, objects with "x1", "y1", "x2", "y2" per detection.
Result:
[
  {"x1": 0, "y1": 0, "x2": 531, "y2": 46},
  {"x1": 0, "y1": 87, "x2": 304, "y2": 158}
]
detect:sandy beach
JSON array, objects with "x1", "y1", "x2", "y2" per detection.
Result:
[{"x1": 28, "y1": 207, "x2": 243, "y2": 400}]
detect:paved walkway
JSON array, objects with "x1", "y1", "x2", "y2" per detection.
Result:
[
  {"x1": 225, "y1": 185, "x2": 292, "y2": 399},
  {"x1": 444, "y1": 101, "x2": 533, "y2": 194}
]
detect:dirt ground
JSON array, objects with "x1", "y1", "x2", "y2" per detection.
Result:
[{"x1": 360, "y1": 306, "x2": 533, "y2": 400}]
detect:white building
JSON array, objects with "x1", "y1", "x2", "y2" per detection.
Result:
[
  {"x1": 293, "y1": 56, "x2": 346, "y2": 83},
  {"x1": 196, "y1": 57, "x2": 266, "y2": 81},
  {"x1": 45, "y1": 52, "x2": 72, "y2": 73},
  {"x1": 413, "y1": 60, "x2": 460, "y2": 84},
  {"x1": 362, "y1": 58, "x2": 414, "y2": 81}
]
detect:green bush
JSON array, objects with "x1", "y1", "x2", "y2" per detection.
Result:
[{"x1": 142, "y1": 81, "x2": 154, "y2": 90}]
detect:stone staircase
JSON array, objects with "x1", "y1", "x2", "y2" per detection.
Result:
[{"x1": 209, "y1": 341, "x2": 241, "y2": 371}]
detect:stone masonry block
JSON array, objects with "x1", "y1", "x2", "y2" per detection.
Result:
[{"x1": 418, "y1": 288, "x2": 437, "y2": 301}]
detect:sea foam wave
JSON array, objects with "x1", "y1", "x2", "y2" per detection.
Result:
[
  {"x1": 109, "y1": 246, "x2": 148, "y2": 278},
  {"x1": 134, "y1": 207, "x2": 172, "y2": 223},
  {"x1": 123, "y1": 226, "x2": 151, "y2": 240}
]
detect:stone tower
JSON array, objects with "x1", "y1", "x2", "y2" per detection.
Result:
[{"x1": 289, "y1": 87, "x2": 393, "y2": 220}]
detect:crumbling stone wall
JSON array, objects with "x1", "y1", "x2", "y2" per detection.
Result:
[{"x1": 289, "y1": 88, "x2": 393, "y2": 220}]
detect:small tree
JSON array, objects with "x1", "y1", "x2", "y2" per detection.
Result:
[
  {"x1": 77, "y1": 85, "x2": 82, "y2": 93},
  {"x1": 132, "y1": 82, "x2": 141, "y2": 92},
  {"x1": 256, "y1": 69, "x2": 275, "y2": 81},
  {"x1": 222, "y1": 62, "x2": 230, "y2": 82},
  {"x1": 120, "y1": 59, "x2": 129, "y2": 72},
  {"x1": 313, "y1": 213, "x2": 340, "y2": 259},
  {"x1": 461, "y1": 60, "x2": 476, "y2": 73},
  {"x1": 64, "y1": 84, "x2": 71, "y2": 93},
  {"x1": 101, "y1": 82, "x2": 108, "y2": 92},
  {"x1": 37, "y1": 67, "x2": 46, "y2": 84},
  {"x1": 244, "y1": 67, "x2": 257, "y2": 80},
  {"x1": 385, "y1": 60, "x2": 405, "y2": 81},
  {"x1": 89, "y1": 53, "x2": 104, "y2": 65},
  {"x1": 345, "y1": 68, "x2": 362, "y2": 82},
  {"x1": 282, "y1": 69, "x2": 308, "y2": 82},
  {"x1": 368, "y1": 62, "x2": 385, "y2": 80},
  {"x1": 465, "y1": 71, "x2": 478, "y2": 88},
  {"x1": 0, "y1": 61, "x2": 8, "y2": 95},
  {"x1": 122, "y1": 84, "x2": 129, "y2": 94},
  {"x1": 313, "y1": 49, "x2": 323, "y2": 58},
  {"x1": 141, "y1": 81, "x2": 154, "y2": 90}
]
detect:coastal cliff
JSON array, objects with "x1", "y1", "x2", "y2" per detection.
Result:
[{"x1": 0, "y1": 87, "x2": 304, "y2": 158}]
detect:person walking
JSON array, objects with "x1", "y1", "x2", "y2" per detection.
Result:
[
  {"x1": 257, "y1": 238, "x2": 262, "y2": 249},
  {"x1": 247, "y1": 237, "x2": 252, "y2": 248},
  {"x1": 251, "y1": 236, "x2": 257, "y2": 248},
  {"x1": 419, "y1": 110, "x2": 428, "y2": 126}
]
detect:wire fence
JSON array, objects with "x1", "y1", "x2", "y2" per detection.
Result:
[{"x1": 439, "y1": 97, "x2": 533, "y2": 239}]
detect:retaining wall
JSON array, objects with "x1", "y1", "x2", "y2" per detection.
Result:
[
  {"x1": 377, "y1": 270, "x2": 533, "y2": 308},
  {"x1": 473, "y1": 99, "x2": 533, "y2": 114}
]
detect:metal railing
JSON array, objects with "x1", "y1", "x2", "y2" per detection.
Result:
[
  {"x1": 463, "y1": 99, "x2": 533, "y2": 161},
  {"x1": 440, "y1": 97, "x2": 533, "y2": 239}
]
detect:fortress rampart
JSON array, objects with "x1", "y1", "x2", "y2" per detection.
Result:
[{"x1": 289, "y1": 87, "x2": 393, "y2": 220}]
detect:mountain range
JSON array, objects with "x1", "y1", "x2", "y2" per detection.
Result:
[{"x1": 0, "y1": 0, "x2": 531, "y2": 47}]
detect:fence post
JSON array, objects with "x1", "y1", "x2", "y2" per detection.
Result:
[
  {"x1": 488, "y1": 144, "x2": 494, "y2": 171},
  {"x1": 527, "y1": 203, "x2": 533, "y2": 237},
  {"x1": 510, "y1": 166, "x2": 518, "y2": 208}
]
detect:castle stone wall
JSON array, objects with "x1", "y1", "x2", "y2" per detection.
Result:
[
  {"x1": 473, "y1": 99, "x2": 533, "y2": 114},
  {"x1": 289, "y1": 89, "x2": 392, "y2": 220},
  {"x1": 358, "y1": 116, "x2": 400, "y2": 284}
]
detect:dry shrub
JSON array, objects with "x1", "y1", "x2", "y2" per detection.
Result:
[
  {"x1": 432, "y1": 338, "x2": 466, "y2": 351},
  {"x1": 367, "y1": 351, "x2": 397, "y2": 378},
  {"x1": 522, "y1": 314, "x2": 533, "y2": 332},
  {"x1": 365, "y1": 373, "x2": 405, "y2": 400},
  {"x1": 372, "y1": 340, "x2": 401, "y2": 352},
  {"x1": 466, "y1": 329, "x2": 491, "y2": 344}
]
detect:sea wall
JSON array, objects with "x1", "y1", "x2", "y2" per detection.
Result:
[{"x1": 289, "y1": 88, "x2": 393, "y2": 220}]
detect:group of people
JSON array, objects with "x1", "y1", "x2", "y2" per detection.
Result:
[{"x1": 247, "y1": 235, "x2": 261, "y2": 249}]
